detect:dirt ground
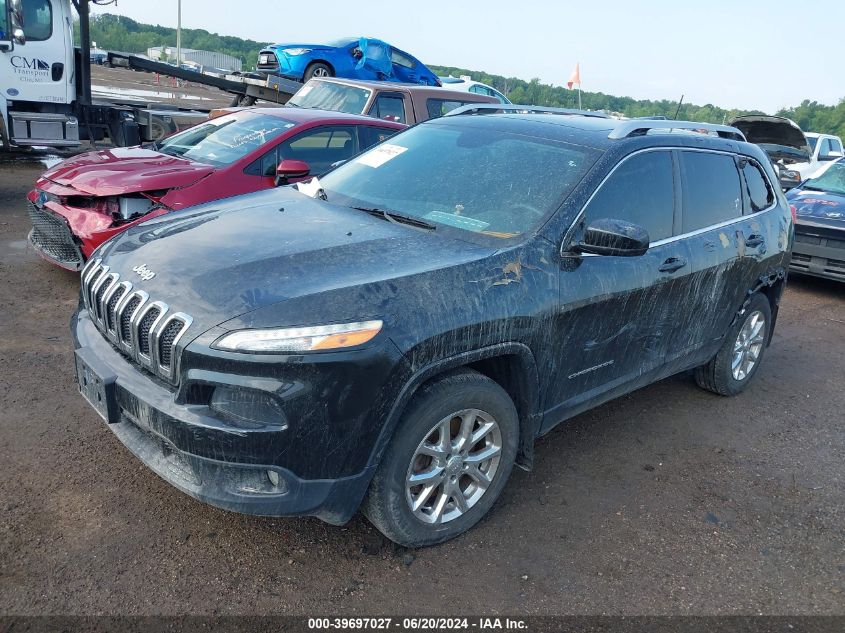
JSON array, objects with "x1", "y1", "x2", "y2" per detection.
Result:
[{"x1": 0, "y1": 152, "x2": 843, "y2": 617}]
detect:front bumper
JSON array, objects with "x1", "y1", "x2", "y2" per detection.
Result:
[
  {"x1": 790, "y1": 229, "x2": 845, "y2": 282},
  {"x1": 72, "y1": 308, "x2": 399, "y2": 524},
  {"x1": 26, "y1": 188, "x2": 171, "y2": 270},
  {"x1": 26, "y1": 201, "x2": 85, "y2": 271},
  {"x1": 255, "y1": 51, "x2": 304, "y2": 80}
]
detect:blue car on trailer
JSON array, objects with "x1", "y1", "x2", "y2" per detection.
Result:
[{"x1": 256, "y1": 37, "x2": 441, "y2": 86}]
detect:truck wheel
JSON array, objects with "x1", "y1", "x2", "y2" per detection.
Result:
[
  {"x1": 695, "y1": 293, "x2": 771, "y2": 396},
  {"x1": 363, "y1": 369, "x2": 518, "y2": 547},
  {"x1": 303, "y1": 62, "x2": 333, "y2": 81},
  {"x1": 147, "y1": 116, "x2": 177, "y2": 142}
]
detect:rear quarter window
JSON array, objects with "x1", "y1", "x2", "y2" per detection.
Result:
[
  {"x1": 741, "y1": 160, "x2": 774, "y2": 213},
  {"x1": 680, "y1": 151, "x2": 742, "y2": 233}
]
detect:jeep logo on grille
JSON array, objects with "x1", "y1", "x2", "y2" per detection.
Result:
[{"x1": 132, "y1": 264, "x2": 155, "y2": 281}]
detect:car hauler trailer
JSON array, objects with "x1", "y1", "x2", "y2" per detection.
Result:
[{"x1": 0, "y1": 0, "x2": 302, "y2": 151}]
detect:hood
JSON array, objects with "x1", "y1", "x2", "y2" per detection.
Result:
[
  {"x1": 729, "y1": 116, "x2": 811, "y2": 163},
  {"x1": 40, "y1": 147, "x2": 215, "y2": 197},
  {"x1": 788, "y1": 188, "x2": 845, "y2": 228},
  {"x1": 96, "y1": 188, "x2": 493, "y2": 335}
]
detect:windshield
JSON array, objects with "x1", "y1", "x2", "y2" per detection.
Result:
[
  {"x1": 288, "y1": 80, "x2": 372, "y2": 114},
  {"x1": 806, "y1": 136, "x2": 818, "y2": 152},
  {"x1": 317, "y1": 122, "x2": 599, "y2": 238},
  {"x1": 805, "y1": 162, "x2": 845, "y2": 196},
  {"x1": 157, "y1": 113, "x2": 295, "y2": 166}
]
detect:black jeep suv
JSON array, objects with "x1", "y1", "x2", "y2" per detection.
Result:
[{"x1": 72, "y1": 108, "x2": 793, "y2": 547}]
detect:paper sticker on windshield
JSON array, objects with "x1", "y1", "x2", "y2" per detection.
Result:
[
  {"x1": 297, "y1": 85, "x2": 313, "y2": 97},
  {"x1": 295, "y1": 177, "x2": 324, "y2": 198},
  {"x1": 356, "y1": 144, "x2": 408, "y2": 168}
]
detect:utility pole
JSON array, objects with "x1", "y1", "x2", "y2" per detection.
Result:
[{"x1": 176, "y1": 0, "x2": 182, "y2": 66}]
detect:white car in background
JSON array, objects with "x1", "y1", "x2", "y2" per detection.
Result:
[
  {"x1": 438, "y1": 76, "x2": 511, "y2": 104},
  {"x1": 795, "y1": 132, "x2": 845, "y2": 180}
]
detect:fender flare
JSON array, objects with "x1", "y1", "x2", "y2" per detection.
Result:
[
  {"x1": 738, "y1": 267, "x2": 787, "y2": 345},
  {"x1": 367, "y1": 342, "x2": 542, "y2": 476}
]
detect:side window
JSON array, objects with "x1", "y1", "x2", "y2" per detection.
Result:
[
  {"x1": 359, "y1": 126, "x2": 399, "y2": 150},
  {"x1": 741, "y1": 160, "x2": 774, "y2": 213},
  {"x1": 390, "y1": 49, "x2": 416, "y2": 69},
  {"x1": 257, "y1": 146, "x2": 279, "y2": 177},
  {"x1": 583, "y1": 150, "x2": 675, "y2": 243},
  {"x1": 22, "y1": 0, "x2": 52, "y2": 41},
  {"x1": 833, "y1": 139, "x2": 844, "y2": 154},
  {"x1": 491, "y1": 89, "x2": 509, "y2": 104},
  {"x1": 819, "y1": 138, "x2": 832, "y2": 156},
  {"x1": 426, "y1": 99, "x2": 473, "y2": 119},
  {"x1": 368, "y1": 95, "x2": 406, "y2": 123},
  {"x1": 679, "y1": 151, "x2": 742, "y2": 233},
  {"x1": 1, "y1": 0, "x2": 8, "y2": 40},
  {"x1": 248, "y1": 126, "x2": 358, "y2": 176},
  {"x1": 469, "y1": 85, "x2": 486, "y2": 95}
]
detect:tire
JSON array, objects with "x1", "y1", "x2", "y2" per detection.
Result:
[
  {"x1": 146, "y1": 116, "x2": 177, "y2": 142},
  {"x1": 303, "y1": 62, "x2": 333, "y2": 81},
  {"x1": 363, "y1": 369, "x2": 518, "y2": 547},
  {"x1": 695, "y1": 293, "x2": 772, "y2": 396}
]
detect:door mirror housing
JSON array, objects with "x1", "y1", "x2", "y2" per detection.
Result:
[
  {"x1": 575, "y1": 218, "x2": 650, "y2": 257},
  {"x1": 275, "y1": 159, "x2": 310, "y2": 186},
  {"x1": 8, "y1": 0, "x2": 25, "y2": 44}
]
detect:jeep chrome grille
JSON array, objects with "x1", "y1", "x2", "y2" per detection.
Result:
[{"x1": 81, "y1": 258, "x2": 193, "y2": 384}]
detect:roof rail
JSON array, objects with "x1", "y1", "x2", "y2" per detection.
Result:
[
  {"x1": 608, "y1": 120, "x2": 746, "y2": 141},
  {"x1": 445, "y1": 103, "x2": 611, "y2": 119}
]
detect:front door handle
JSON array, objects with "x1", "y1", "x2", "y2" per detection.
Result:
[
  {"x1": 658, "y1": 256, "x2": 687, "y2": 273},
  {"x1": 745, "y1": 234, "x2": 765, "y2": 248}
]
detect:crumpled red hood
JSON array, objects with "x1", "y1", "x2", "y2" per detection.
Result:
[{"x1": 40, "y1": 147, "x2": 216, "y2": 196}]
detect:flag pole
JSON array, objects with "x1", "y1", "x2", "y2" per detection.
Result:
[{"x1": 578, "y1": 85, "x2": 582, "y2": 110}]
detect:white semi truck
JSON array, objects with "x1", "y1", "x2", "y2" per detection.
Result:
[{"x1": 0, "y1": 0, "x2": 301, "y2": 151}]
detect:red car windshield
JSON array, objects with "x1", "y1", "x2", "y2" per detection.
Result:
[{"x1": 157, "y1": 112, "x2": 296, "y2": 166}]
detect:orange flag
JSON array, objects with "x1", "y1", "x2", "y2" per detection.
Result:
[{"x1": 567, "y1": 62, "x2": 580, "y2": 89}]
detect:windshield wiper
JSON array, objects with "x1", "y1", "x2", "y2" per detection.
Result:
[{"x1": 351, "y1": 206, "x2": 436, "y2": 231}]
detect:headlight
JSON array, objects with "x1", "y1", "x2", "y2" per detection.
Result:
[
  {"x1": 282, "y1": 48, "x2": 312, "y2": 56},
  {"x1": 213, "y1": 320, "x2": 383, "y2": 353}
]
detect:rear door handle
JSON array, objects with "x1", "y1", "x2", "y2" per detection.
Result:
[
  {"x1": 745, "y1": 234, "x2": 766, "y2": 248},
  {"x1": 658, "y1": 256, "x2": 687, "y2": 273}
]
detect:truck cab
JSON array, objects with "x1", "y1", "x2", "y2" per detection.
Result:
[
  {"x1": 1, "y1": 0, "x2": 80, "y2": 148},
  {"x1": 795, "y1": 132, "x2": 845, "y2": 180},
  {"x1": 2, "y1": 0, "x2": 295, "y2": 151}
]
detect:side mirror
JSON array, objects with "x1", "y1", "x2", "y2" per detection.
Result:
[
  {"x1": 9, "y1": 0, "x2": 25, "y2": 44},
  {"x1": 275, "y1": 158, "x2": 310, "y2": 186},
  {"x1": 575, "y1": 218, "x2": 650, "y2": 257}
]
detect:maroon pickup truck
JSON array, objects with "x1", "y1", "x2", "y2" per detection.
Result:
[{"x1": 285, "y1": 77, "x2": 499, "y2": 124}]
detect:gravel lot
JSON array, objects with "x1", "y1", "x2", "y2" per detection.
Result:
[{"x1": 1, "y1": 152, "x2": 843, "y2": 616}]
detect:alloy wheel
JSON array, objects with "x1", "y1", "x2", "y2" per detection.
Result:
[
  {"x1": 405, "y1": 408, "x2": 502, "y2": 524},
  {"x1": 732, "y1": 310, "x2": 766, "y2": 381}
]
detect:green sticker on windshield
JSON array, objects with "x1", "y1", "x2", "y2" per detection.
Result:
[{"x1": 424, "y1": 211, "x2": 489, "y2": 231}]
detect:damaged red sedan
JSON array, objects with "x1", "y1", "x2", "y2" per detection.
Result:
[{"x1": 26, "y1": 108, "x2": 405, "y2": 270}]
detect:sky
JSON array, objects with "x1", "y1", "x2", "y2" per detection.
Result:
[{"x1": 91, "y1": 0, "x2": 844, "y2": 114}]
